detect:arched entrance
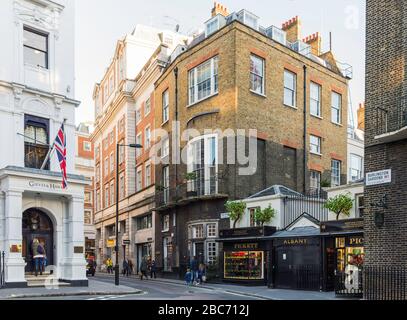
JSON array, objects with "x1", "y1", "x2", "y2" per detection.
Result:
[{"x1": 22, "y1": 209, "x2": 54, "y2": 273}]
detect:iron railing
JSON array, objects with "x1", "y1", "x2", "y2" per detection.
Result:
[
  {"x1": 275, "y1": 264, "x2": 322, "y2": 291},
  {"x1": 335, "y1": 269, "x2": 363, "y2": 298},
  {"x1": 155, "y1": 177, "x2": 227, "y2": 209},
  {"x1": 364, "y1": 266, "x2": 407, "y2": 300},
  {"x1": 282, "y1": 192, "x2": 329, "y2": 227},
  {"x1": 0, "y1": 251, "x2": 5, "y2": 288},
  {"x1": 376, "y1": 97, "x2": 407, "y2": 136}
]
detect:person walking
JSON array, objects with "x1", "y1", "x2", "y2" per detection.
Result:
[
  {"x1": 122, "y1": 259, "x2": 130, "y2": 277},
  {"x1": 140, "y1": 256, "x2": 148, "y2": 280},
  {"x1": 150, "y1": 260, "x2": 157, "y2": 279},
  {"x1": 190, "y1": 256, "x2": 198, "y2": 284},
  {"x1": 106, "y1": 257, "x2": 113, "y2": 274},
  {"x1": 197, "y1": 263, "x2": 206, "y2": 285},
  {"x1": 128, "y1": 259, "x2": 133, "y2": 275}
]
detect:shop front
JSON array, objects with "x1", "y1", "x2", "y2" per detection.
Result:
[
  {"x1": 270, "y1": 231, "x2": 322, "y2": 291},
  {"x1": 320, "y1": 218, "x2": 364, "y2": 296},
  {"x1": 218, "y1": 226, "x2": 275, "y2": 286}
]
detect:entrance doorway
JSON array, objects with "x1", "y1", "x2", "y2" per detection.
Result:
[{"x1": 22, "y1": 209, "x2": 54, "y2": 273}]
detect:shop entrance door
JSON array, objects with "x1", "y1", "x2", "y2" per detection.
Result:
[
  {"x1": 22, "y1": 209, "x2": 54, "y2": 273},
  {"x1": 194, "y1": 243, "x2": 204, "y2": 264}
]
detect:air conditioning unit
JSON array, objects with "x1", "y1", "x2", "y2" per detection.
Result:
[
  {"x1": 266, "y1": 26, "x2": 287, "y2": 45},
  {"x1": 292, "y1": 40, "x2": 311, "y2": 57}
]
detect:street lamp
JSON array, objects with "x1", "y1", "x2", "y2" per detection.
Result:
[{"x1": 115, "y1": 143, "x2": 143, "y2": 286}]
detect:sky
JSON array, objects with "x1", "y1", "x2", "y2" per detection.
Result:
[{"x1": 74, "y1": 0, "x2": 366, "y2": 126}]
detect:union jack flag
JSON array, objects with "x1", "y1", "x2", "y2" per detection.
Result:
[{"x1": 54, "y1": 124, "x2": 67, "y2": 189}]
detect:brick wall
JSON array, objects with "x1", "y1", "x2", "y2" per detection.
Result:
[{"x1": 365, "y1": 0, "x2": 407, "y2": 271}]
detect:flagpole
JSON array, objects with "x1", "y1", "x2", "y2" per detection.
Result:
[{"x1": 40, "y1": 119, "x2": 67, "y2": 170}]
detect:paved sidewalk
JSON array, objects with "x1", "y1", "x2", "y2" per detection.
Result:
[
  {"x1": 99, "y1": 272, "x2": 341, "y2": 300},
  {"x1": 0, "y1": 279, "x2": 142, "y2": 299}
]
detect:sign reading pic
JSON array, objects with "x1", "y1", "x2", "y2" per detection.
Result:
[{"x1": 366, "y1": 169, "x2": 392, "y2": 186}]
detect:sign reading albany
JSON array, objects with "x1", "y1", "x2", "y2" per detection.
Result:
[
  {"x1": 366, "y1": 169, "x2": 392, "y2": 186},
  {"x1": 28, "y1": 181, "x2": 65, "y2": 190}
]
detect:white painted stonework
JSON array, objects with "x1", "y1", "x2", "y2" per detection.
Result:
[{"x1": 0, "y1": 0, "x2": 88, "y2": 287}]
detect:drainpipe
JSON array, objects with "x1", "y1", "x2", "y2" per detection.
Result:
[
  {"x1": 173, "y1": 67, "x2": 179, "y2": 275},
  {"x1": 303, "y1": 65, "x2": 308, "y2": 193}
]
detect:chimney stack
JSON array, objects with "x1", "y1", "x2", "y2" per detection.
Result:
[
  {"x1": 282, "y1": 16, "x2": 301, "y2": 43},
  {"x1": 211, "y1": 2, "x2": 229, "y2": 17},
  {"x1": 357, "y1": 103, "x2": 365, "y2": 131},
  {"x1": 303, "y1": 32, "x2": 322, "y2": 56}
]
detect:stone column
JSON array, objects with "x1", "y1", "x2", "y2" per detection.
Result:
[
  {"x1": 4, "y1": 190, "x2": 26, "y2": 286},
  {"x1": 0, "y1": 193, "x2": 5, "y2": 252},
  {"x1": 61, "y1": 195, "x2": 87, "y2": 285}
]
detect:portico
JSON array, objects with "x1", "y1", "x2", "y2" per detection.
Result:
[{"x1": 0, "y1": 166, "x2": 89, "y2": 288}]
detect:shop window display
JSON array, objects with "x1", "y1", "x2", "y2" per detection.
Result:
[{"x1": 224, "y1": 251, "x2": 264, "y2": 280}]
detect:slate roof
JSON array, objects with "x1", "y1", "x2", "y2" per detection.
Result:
[{"x1": 247, "y1": 185, "x2": 302, "y2": 199}]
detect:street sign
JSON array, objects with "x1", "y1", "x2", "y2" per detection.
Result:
[
  {"x1": 366, "y1": 169, "x2": 392, "y2": 186},
  {"x1": 122, "y1": 240, "x2": 131, "y2": 245}
]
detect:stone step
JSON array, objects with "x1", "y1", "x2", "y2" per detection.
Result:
[{"x1": 27, "y1": 281, "x2": 71, "y2": 288}]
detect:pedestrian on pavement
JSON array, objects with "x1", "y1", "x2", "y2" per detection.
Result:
[
  {"x1": 197, "y1": 263, "x2": 206, "y2": 285},
  {"x1": 128, "y1": 259, "x2": 133, "y2": 275},
  {"x1": 106, "y1": 257, "x2": 113, "y2": 274},
  {"x1": 190, "y1": 256, "x2": 198, "y2": 284},
  {"x1": 185, "y1": 268, "x2": 193, "y2": 286},
  {"x1": 150, "y1": 260, "x2": 157, "y2": 279},
  {"x1": 140, "y1": 256, "x2": 148, "y2": 280},
  {"x1": 122, "y1": 259, "x2": 130, "y2": 277}
]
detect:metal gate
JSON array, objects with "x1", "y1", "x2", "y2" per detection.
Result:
[{"x1": 335, "y1": 269, "x2": 363, "y2": 298}]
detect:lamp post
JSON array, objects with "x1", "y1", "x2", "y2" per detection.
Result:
[{"x1": 115, "y1": 143, "x2": 143, "y2": 286}]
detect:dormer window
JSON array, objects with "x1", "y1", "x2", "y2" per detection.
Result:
[
  {"x1": 205, "y1": 14, "x2": 226, "y2": 37},
  {"x1": 23, "y1": 26, "x2": 48, "y2": 69},
  {"x1": 238, "y1": 10, "x2": 259, "y2": 31}
]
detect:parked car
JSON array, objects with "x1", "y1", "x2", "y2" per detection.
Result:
[{"x1": 86, "y1": 259, "x2": 96, "y2": 277}]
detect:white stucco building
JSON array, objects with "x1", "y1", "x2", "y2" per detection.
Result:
[{"x1": 0, "y1": 0, "x2": 88, "y2": 288}]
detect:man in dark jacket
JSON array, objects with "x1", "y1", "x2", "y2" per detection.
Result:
[
  {"x1": 190, "y1": 256, "x2": 198, "y2": 284},
  {"x1": 140, "y1": 257, "x2": 148, "y2": 280}
]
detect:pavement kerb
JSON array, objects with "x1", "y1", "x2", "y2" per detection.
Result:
[{"x1": 1, "y1": 289, "x2": 143, "y2": 300}]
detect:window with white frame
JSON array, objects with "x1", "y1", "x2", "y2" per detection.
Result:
[
  {"x1": 103, "y1": 83, "x2": 109, "y2": 104},
  {"x1": 84, "y1": 210, "x2": 92, "y2": 225},
  {"x1": 83, "y1": 141, "x2": 91, "y2": 152},
  {"x1": 205, "y1": 17, "x2": 219, "y2": 36},
  {"x1": 110, "y1": 153, "x2": 114, "y2": 173},
  {"x1": 356, "y1": 194, "x2": 365, "y2": 218},
  {"x1": 110, "y1": 181, "x2": 114, "y2": 205},
  {"x1": 192, "y1": 225, "x2": 204, "y2": 239},
  {"x1": 96, "y1": 164, "x2": 100, "y2": 182},
  {"x1": 145, "y1": 98, "x2": 151, "y2": 116},
  {"x1": 188, "y1": 56, "x2": 219, "y2": 105},
  {"x1": 163, "y1": 214, "x2": 170, "y2": 231},
  {"x1": 84, "y1": 191, "x2": 92, "y2": 203},
  {"x1": 119, "y1": 173, "x2": 125, "y2": 199},
  {"x1": 136, "y1": 133, "x2": 142, "y2": 158},
  {"x1": 145, "y1": 163, "x2": 151, "y2": 187},
  {"x1": 207, "y1": 242, "x2": 217, "y2": 264},
  {"x1": 331, "y1": 159, "x2": 341, "y2": 187},
  {"x1": 136, "y1": 166, "x2": 142, "y2": 191},
  {"x1": 284, "y1": 70, "x2": 296, "y2": 107},
  {"x1": 310, "y1": 171, "x2": 321, "y2": 192},
  {"x1": 310, "y1": 82, "x2": 322, "y2": 117},
  {"x1": 162, "y1": 137, "x2": 169, "y2": 158},
  {"x1": 331, "y1": 92, "x2": 342, "y2": 124},
  {"x1": 310, "y1": 135, "x2": 321, "y2": 154},
  {"x1": 23, "y1": 26, "x2": 48, "y2": 69},
  {"x1": 104, "y1": 185, "x2": 109, "y2": 208},
  {"x1": 109, "y1": 73, "x2": 114, "y2": 96},
  {"x1": 350, "y1": 154, "x2": 363, "y2": 181},
  {"x1": 249, "y1": 207, "x2": 260, "y2": 227},
  {"x1": 118, "y1": 140, "x2": 125, "y2": 164},
  {"x1": 104, "y1": 158, "x2": 109, "y2": 176},
  {"x1": 96, "y1": 190, "x2": 100, "y2": 212},
  {"x1": 187, "y1": 135, "x2": 218, "y2": 195},
  {"x1": 145, "y1": 126, "x2": 151, "y2": 149},
  {"x1": 163, "y1": 165, "x2": 169, "y2": 203},
  {"x1": 136, "y1": 108, "x2": 142, "y2": 124},
  {"x1": 162, "y1": 90, "x2": 169, "y2": 123},
  {"x1": 207, "y1": 223, "x2": 217, "y2": 238},
  {"x1": 250, "y1": 55, "x2": 265, "y2": 95}
]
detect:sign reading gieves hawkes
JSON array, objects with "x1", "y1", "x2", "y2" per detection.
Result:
[{"x1": 28, "y1": 181, "x2": 65, "y2": 190}]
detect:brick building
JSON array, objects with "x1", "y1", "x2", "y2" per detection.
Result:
[
  {"x1": 75, "y1": 123, "x2": 96, "y2": 259},
  {"x1": 153, "y1": 3, "x2": 352, "y2": 278},
  {"x1": 364, "y1": 0, "x2": 407, "y2": 299},
  {"x1": 91, "y1": 25, "x2": 189, "y2": 271}
]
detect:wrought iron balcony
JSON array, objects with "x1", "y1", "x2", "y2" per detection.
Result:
[
  {"x1": 154, "y1": 177, "x2": 228, "y2": 210},
  {"x1": 375, "y1": 97, "x2": 407, "y2": 143}
]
